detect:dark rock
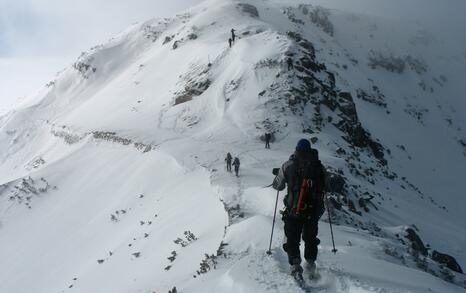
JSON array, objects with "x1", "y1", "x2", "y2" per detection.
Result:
[
  {"x1": 358, "y1": 195, "x2": 376, "y2": 212},
  {"x1": 187, "y1": 33, "x2": 198, "y2": 40},
  {"x1": 432, "y1": 250, "x2": 463, "y2": 274},
  {"x1": 325, "y1": 171, "x2": 346, "y2": 194},
  {"x1": 345, "y1": 124, "x2": 386, "y2": 165},
  {"x1": 338, "y1": 92, "x2": 352, "y2": 101},
  {"x1": 336, "y1": 147, "x2": 346, "y2": 155},
  {"x1": 347, "y1": 199, "x2": 361, "y2": 215},
  {"x1": 405, "y1": 228, "x2": 428, "y2": 256},
  {"x1": 237, "y1": 3, "x2": 259, "y2": 18},
  {"x1": 310, "y1": 137, "x2": 318, "y2": 144},
  {"x1": 358, "y1": 198, "x2": 369, "y2": 212},
  {"x1": 174, "y1": 79, "x2": 211, "y2": 105},
  {"x1": 368, "y1": 51, "x2": 405, "y2": 73},
  {"x1": 163, "y1": 35, "x2": 173, "y2": 45},
  {"x1": 329, "y1": 197, "x2": 342, "y2": 210},
  {"x1": 356, "y1": 89, "x2": 387, "y2": 108}
]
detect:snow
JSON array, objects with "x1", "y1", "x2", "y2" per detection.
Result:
[{"x1": 1, "y1": 0, "x2": 465, "y2": 292}]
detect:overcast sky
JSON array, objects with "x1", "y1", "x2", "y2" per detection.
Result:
[
  {"x1": 0, "y1": 0, "x2": 204, "y2": 112},
  {"x1": 1, "y1": 0, "x2": 465, "y2": 112}
]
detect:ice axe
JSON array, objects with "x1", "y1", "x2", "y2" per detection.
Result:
[{"x1": 266, "y1": 168, "x2": 280, "y2": 255}]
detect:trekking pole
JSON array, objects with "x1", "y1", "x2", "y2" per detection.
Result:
[
  {"x1": 325, "y1": 193, "x2": 338, "y2": 254},
  {"x1": 267, "y1": 189, "x2": 280, "y2": 255}
]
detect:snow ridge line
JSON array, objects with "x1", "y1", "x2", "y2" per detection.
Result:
[{"x1": 50, "y1": 125, "x2": 155, "y2": 153}]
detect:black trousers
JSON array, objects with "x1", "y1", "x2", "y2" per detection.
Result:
[
  {"x1": 265, "y1": 140, "x2": 270, "y2": 148},
  {"x1": 283, "y1": 213, "x2": 319, "y2": 265}
]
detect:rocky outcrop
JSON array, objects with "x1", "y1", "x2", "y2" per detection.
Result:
[
  {"x1": 284, "y1": 32, "x2": 387, "y2": 165},
  {"x1": 174, "y1": 64, "x2": 211, "y2": 105},
  {"x1": 325, "y1": 170, "x2": 346, "y2": 194},
  {"x1": 174, "y1": 79, "x2": 211, "y2": 105},
  {"x1": 237, "y1": 3, "x2": 259, "y2": 18},
  {"x1": 432, "y1": 251, "x2": 463, "y2": 274},
  {"x1": 405, "y1": 227, "x2": 428, "y2": 256}
]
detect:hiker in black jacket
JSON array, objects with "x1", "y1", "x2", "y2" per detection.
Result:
[
  {"x1": 232, "y1": 157, "x2": 240, "y2": 176},
  {"x1": 265, "y1": 132, "x2": 271, "y2": 149},
  {"x1": 273, "y1": 139, "x2": 326, "y2": 279},
  {"x1": 231, "y1": 28, "x2": 236, "y2": 42},
  {"x1": 225, "y1": 152, "x2": 232, "y2": 172}
]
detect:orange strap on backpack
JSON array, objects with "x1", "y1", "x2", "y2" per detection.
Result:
[{"x1": 296, "y1": 179, "x2": 307, "y2": 212}]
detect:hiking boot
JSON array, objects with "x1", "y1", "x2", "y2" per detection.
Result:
[
  {"x1": 290, "y1": 264, "x2": 303, "y2": 278},
  {"x1": 305, "y1": 261, "x2": 316, "y2": 272},
  {"x1": 305, "y1": 261, "x2": 319, "y2": 279}
]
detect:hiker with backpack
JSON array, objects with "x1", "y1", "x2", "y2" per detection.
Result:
[
  {"x1": 231, "y1": 28, "x2": 236, "y2": 42},
  {"x1": 265, "y1": 132, "x2": 272, "y2": 149},
  {"x1": 287, "y1": 57, "x2": 293, "y2": 71},
  {"x1": 232, "y1": 157, "x2": 240, "y2": 176},
  {"x1": 272, "y1": 139, "x2": 326, "y2": 281},
  {"x1": 225, "y1": 152, "x2": 232, "y2": 172},
  {"x1": 228, "y1": 38, "x2": 233, "y2": 48}
]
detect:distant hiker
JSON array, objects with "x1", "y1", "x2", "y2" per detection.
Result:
[
  {"x1": 265, "y1": 132, "x2": 272, "y2": 149},
  {"x1": 232, "y1": 157, "x2": 240, "y2": 176},
  {"x1": 272, "y1": 139, "x2": 326, "y2": 281},
  {"x1": 231, "y1": 28, "x2": 236, "y2": 42},
  {"x1": 287, "y1": 57, "x2": 293, "y2": 71},
  {"x1": 228, "y1": 38, "x2": 233, "y2": 48},
  {"x1": 225, "y1": 152, "x2": 232, "y2": 172}
]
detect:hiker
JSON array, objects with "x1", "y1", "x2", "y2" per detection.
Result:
[
  {"x1": 232, "y1": 157, "x2": 240, "y2": 176},
  {"x1": 272, "y1": 139, "x2": 326, "y2": 280},
  {"x1": 228, "y1": 38, "x2": 233, "y2": 48},
  {"x1": 225, "y1": 152, "x2": 232, "y2": 172},
  {"x1": 265, "y1": 132, "x2": 271, "y2": 149},
  {"x1": 231, "y1": 28, "x2": 236, "y2": 42},
  {"x1": 287, "y1": 57, "x2": 293, "y2": 71}
]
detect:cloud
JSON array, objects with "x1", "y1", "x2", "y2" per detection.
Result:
[
  {"x1": 0, "y1": 56, "x2": 71, "y2": 112},
  {"x1": 0, "y1": 0, "x2": 205, "y2": 57},
  {"x1": 0, "y1": 0, "x2": 205, "y2": 109}
]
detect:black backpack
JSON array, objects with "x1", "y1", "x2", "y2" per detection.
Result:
[{"x1": 289, "y1": 149, "x2": 325, "y2": 215}]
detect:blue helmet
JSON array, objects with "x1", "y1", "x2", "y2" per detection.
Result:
[{"x1": 296, "y1": 139, "x2": 311, "y2": 151}]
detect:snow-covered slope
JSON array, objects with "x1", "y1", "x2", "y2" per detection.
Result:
[{"x1": 1, "y1": 0, "x2": 465, "y2": 292}]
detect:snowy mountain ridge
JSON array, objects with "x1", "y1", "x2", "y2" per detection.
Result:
[{"x1": 1, "y1": 0, "x2": 465, "y2": 292}]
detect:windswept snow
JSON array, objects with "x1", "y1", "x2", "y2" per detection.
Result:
[{"x1": 1, "y1": 0, "x2": 465, "y2": 292}]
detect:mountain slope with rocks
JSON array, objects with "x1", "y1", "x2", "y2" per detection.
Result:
[{"x1": 1, "y1": 0, "x2": 465, "y2": 292}]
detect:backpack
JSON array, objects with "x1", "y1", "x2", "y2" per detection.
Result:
[
  {"x1": 233, "y1": 158, "x2": 240, "y2": 166},
  {"x1": 288, "y1": 149, "x2": 325, "y2": 216}
]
